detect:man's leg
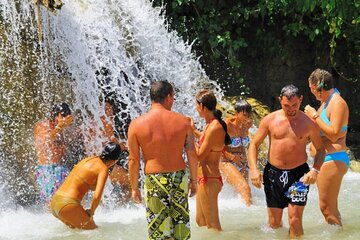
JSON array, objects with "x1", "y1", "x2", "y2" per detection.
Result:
[
  {"x1": 267, "y1": 207, "x2": 283, "y2": 228},
  {"x1": 287, "y1": 204, "x2": 305, "y2": 237}
]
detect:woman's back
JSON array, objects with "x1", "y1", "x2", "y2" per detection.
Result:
[{"x1": 56, "y1": 157, "x2": 104, "y2": 201}]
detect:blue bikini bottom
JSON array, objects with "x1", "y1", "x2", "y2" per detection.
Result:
[{"x1": 324, "y1": 151, "x2": 350, "y2": 168}]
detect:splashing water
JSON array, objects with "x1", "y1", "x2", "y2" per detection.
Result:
[
  {"x1": 0, "y1": 0, "x2": 221, "y2": 206},
  {"x1": 1, "y1": 1, "x2": 360, "y2": 239}
]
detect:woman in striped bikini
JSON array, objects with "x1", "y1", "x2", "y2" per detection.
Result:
[{"x1": 220, "y1": 99, "x2": 253, "y2": 206}]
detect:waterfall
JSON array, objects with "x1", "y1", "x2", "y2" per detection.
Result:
[{"x1": 0, "y1": 0, "x2": 222, "y2": 207}]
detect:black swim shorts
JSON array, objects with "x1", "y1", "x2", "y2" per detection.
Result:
[{"x1": 263, "y1": 162, "x2": 310, "y2": 209}]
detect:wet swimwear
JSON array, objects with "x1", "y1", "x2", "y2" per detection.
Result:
[
  {"x1": 197, "y1": 120, "x2": 223, "y2": 152},
  {"x1": 263, "y1": 162, "x2": 310, "y2": 209},
  {"x1": 197, "y1": 175, "x2": 223, "y2": 185},
  {"x1": 228, "y1": 136, "x2": 250, "y2": 148},
  {"x1": 35, "y1": 165, "x2": 70, "y2": 203},
  {"x1": 324, "y1": 151, "x2": 350, "y2": 168},
  {"x1": 144, "y1": 170, "x2": 190, "y2": 240},
  {"x1": 320, "y1": 88, "x2": 347, "y2": 137},
  {"x1": 69, "y1": 171, "x2": 96, "y2": 191},
  {"x1": 50, "y1": 194, "x2": 80, "y2": 217},
  {"x1": 223, "y1": 135, "x2": 250, "y2": 170}
]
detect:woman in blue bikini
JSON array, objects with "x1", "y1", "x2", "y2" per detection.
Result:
[
  {"x1": 305, "y1": 69, "x2": 349, "y2": 226},
  {"x1": 221, "y1": 99, "x2": 252, "y2": 206}
]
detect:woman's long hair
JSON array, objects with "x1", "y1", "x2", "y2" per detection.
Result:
[{"x1": 196, "y1": 90, "x2": 231, "y2": 145}]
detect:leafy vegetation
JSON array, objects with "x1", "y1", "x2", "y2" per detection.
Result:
[{"x1": 152, "y1": 0, "x2": 360, "y2": 94}]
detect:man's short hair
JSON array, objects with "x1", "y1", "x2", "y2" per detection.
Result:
[
  {"x1": 150, "y1": 81, "x2": 174, "y2": 103},
  {"x1": 51, "y1": 102, "x2": 71, "y2": 120},
  {"x1": 279, "y1": 84, "x2": 302, "y2": 99}
]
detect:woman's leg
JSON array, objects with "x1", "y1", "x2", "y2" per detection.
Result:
[
  {"x1": 317, "y1": 161, "x2": 347, "y2": 226},
  {"x1": 220, "y1": 162, "x2": 252, "y2": 206},
  {"x1": 58, "y1": 204, "x2": 97, "y2": 229},
  {"x1": 196, "y1": 185, "x2": 207, "y2": 227},
  {"x1": 197, "y1": 180, "x2": 222, "y2": 231}
]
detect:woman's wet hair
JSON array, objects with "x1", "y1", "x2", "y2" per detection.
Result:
[
  {"x1": 308, "y1": 68, "x2": 334, "y2": 91},
  {"x1": 196, "y1": 90, "x2": 231, "y2": 145},
  {"x1": 279, "y1": 84, "x2": 302, "y2": 99},
  {"x1": 100, "y1": 142, "x2": 121, "y2": 162},
  {"x1": 234, "y1": 99, "x2": 252, "y2": 115},
  {"x1": 150, "y1": 81, "x2": 174, "y2": 103},
  {"x1": 50, "y1": 103, "x2": 71, "y2": 120}
]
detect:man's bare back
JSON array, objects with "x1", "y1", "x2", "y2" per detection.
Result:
[
  {"x1": 127, "y1": 81, "x2": 197, "y2": 239},
  {"x1": 130, "y1": 106, "x2": 191, "y2": 174}
]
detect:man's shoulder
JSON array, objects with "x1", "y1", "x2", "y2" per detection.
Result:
[
  {"x1": 129, "y1": 113, "x2": 148, "y2": 126},
  {"x1": 170, "y1": 111, "x2": 188, "y2": 120},
  {"x1": 261, "y1": 110, "x2": 278, "y2": 122}
]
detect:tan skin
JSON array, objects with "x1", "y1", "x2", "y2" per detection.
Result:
[
  {"x1": 34, "y1": 114, "x2": 73, "y2": 165},
  {"x1": 248, "y1": 95, "x2": 325, "y2": 238},
  {"x1": 221, "y1": 110, "x2": 252, "y2": 206},
  {"x1": 305, "y1": 83, "x2": 349, "y2": 226},
  {"x1": 192, "y1": 100, "x2": 225, "y2": 231},
  {"x1": 127, "y1": 93, "x2": 197, "y2": 204},
  {"x1": 51, "y1": 156, "x2": 117, "y2": 229}
]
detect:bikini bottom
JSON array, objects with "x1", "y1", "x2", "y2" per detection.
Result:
[
  {"x1": 324, "y1": 151, "x2": 350, "y2": 168},
  {"x1": 197, "y1": 175, "x2": 223, "y2": 186},
  {"x1": 50, "y1": 194, "x2": 80, "y2": 218}
]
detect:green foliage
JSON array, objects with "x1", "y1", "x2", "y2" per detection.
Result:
[{"x1": 152, "y1": 0, "x2": 360, "y2": 89}]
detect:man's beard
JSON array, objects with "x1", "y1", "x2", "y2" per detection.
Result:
[{"x1": 286, "y1": 111, "x2": 297, "y2": 117}]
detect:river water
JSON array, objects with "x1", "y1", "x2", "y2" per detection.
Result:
[
  {"x1": 1, "y1": 0, "x2": 359, "y2": 239},
  {"x1": 0, "y1": 171, "x2": 359, "y2": 240}
]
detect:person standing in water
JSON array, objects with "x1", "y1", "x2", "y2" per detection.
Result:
[
  {"x1": 50, "y1": 142, "x2": 121, "y2": 229},
  {"x1": 34, "y1": 103, "x2": 74, "y2": 204},
  {"x1": 85, "y1": 98, "x2": 131, "y2": 203},
  {"x1": 248, "y1": 84, "x2": 325, "y2": 238},
  {"x1": 220, "y1": 99, "x2": 253, "y2": 206},
  {"x1": 304, "y1": 69, "x2": 349, "y2": 226},
  {"x1": 128, "y1": 81, "x2": 198, "y2": 240},
  {"x1": 192, "y1": 89, "x2": 231, "y2": 231}
]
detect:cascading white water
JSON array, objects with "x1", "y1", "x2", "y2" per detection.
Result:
[
  {"x1": 1, "y1": 1, "x2": 360, "y2": 239},
  {"x1": 0, "y1": 0, "x2": 222, "y2": 207},
  {"x1": 36, "y1": 0, "x2": 221, "y2": 154}
]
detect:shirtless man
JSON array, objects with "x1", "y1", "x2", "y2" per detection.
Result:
[
  {"x1": 34, "y1": 103, "x2": 73, "y2": 204},
  {"x1": 128, "y1": 81, "x2": 198, "y2": 240},
  {"x1": 248, "y1": 84, "x2": 325, "y2": 238}
]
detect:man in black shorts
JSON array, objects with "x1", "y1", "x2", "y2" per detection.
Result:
[{"x1": 248, "y1": 84, "x2": 325, "y2": 237}]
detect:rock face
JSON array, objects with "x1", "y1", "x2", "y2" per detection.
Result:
[
  {"x1": 350, "y1": 160, "x2": 360, "y2": 173},
  {"x1": 34, "y1": 0, "x2": 63, "y2": 13}
]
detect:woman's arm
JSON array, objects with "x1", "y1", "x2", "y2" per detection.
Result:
[
  {"x1": 196, "y1": 123, "x2": 223, "y2": 161},
  {"x1": 89, "y1": 168, "x2": 108, "y2": 215}
]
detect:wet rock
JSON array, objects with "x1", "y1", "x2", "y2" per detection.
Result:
[
  {"x1": 350, "y1": 160, "x2": 360, "y2": 173},
  {"x1": 34, "y1": 0, "x2": 63, "y2": 13}
]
